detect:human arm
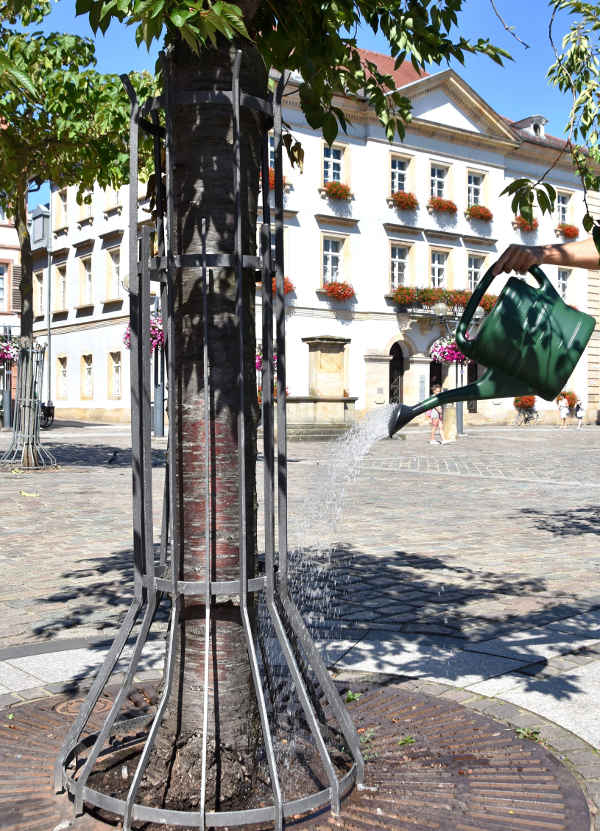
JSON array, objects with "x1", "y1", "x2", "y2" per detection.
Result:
[{"x1": 492, "y1": 237, "x2": 600, "y2": 276}]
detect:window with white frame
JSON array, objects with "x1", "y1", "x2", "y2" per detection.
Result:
[
  {"x1": 56, "y1": 356, "x2": 67, "y2": 399},
  {"x1": 468, "y1": 254, "x2": 485, "y2": 291},
  {"x1": 431, "y1": 251, "x2": 448, "y2": 288},
  {"x1": 557, "y1": 193, "x2": 570, "y2": 224},
  {"x1": 558, "y1": 268, "x2": 570, "y2": 299},
  {"x1": 430, "y1": 165, "x2": 447, "y2": 198},
  {"x1": 108, "y1": 249, "x2": 120, "y2": 298},
  {"x1": 391, "y1": 157, "x2": 408, "y2": 194},
  {"x1": 55, "y1": 265, "x2": 67, "y2": 311},
  {"x1": 81, "y1": 257, "x2": 93, "y2": 305},
  {"x1": 390, "y1": 245, "x2": 408, "y2": 289},
  {"x1": 34, "y1": 271, "x2": 44, "y2": 316},
  {"x1": 322, "y1": 237, "x2": 342, "y2": 284},
  {"x1": 323, "y1": 146, "x2": 342, "y2": 184},
  {"x1": 58, "y1": 189, "x2": 68, "y2": 227},
  {"x1": 81, "y1": 354, "x2": 93, "y2": 399},
  {"x1": 0, "y1": 264, "x2": 5, "y2": 309},
  {"x1": 109, "y1": 351, "x2": 122, "y2": 398},
  {"x1": 467, "y1": 173, "x2": 483, "y2": 207}
]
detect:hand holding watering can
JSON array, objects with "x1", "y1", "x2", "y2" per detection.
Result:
[{"x1": 388, "y1": 238, "x2": 597, "y2": 438}]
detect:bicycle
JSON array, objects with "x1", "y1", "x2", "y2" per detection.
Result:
[{"x1": 514, "y1": 408, "x2": 541, "y2": 426}]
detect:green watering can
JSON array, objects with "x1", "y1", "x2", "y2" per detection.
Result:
[{"x1": 387, "y1": 264, "x2": 596, "y2": 437}]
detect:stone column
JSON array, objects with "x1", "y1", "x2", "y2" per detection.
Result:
[
  {"x1": 302, "y1": 336, "x2": 350, "y2": 397},
  {"x1": 364, "y1": 353, "x2": 392, "y2": 410},
  {"x1": 441, "y1": 362, "x2": 457, "y2": 442}
]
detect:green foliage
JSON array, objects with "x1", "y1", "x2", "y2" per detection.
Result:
[
  {"x1": 0, "y1": 28, "x2": 156, "y2": 216},
  {"x1": 397, "y1": 735, "x2": 415, "y2": 746},
  {"x1": 3, "y1": 0, "x2": 509, "y2": 148},
  {"x1": 515, "y1": 726, "x2": 541, "y2": 741},
  {"x1": 344, "y1": 690, "x2": 362, "y2": 703}
]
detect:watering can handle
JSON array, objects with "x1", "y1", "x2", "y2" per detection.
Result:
[{"x1": 456, "y1": 264, "x2": 550, "y2": 348}]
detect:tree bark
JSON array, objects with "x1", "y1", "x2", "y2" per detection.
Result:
[
  {"x1": 14, "y1": 183, "x2": 32, "y2": 341},
  {"x1": 143, "y1": 38, "x2": 267, "y2": 811}
]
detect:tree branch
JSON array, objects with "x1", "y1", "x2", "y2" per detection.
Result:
[{"x1": 489, "y1": 0, "x2": 530, "y2": 49}]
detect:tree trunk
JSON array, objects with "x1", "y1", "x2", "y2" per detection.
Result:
[
  {"x1": 143, "y1": 38, "x2": 267, "y2": 811},
  {"x1": 14, "y1": 184, "x2": 32, "y2": 341}
]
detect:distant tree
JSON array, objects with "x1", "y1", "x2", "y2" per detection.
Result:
[{"x1": 0, "y1": 24, "x2": 154, "y2": 338}]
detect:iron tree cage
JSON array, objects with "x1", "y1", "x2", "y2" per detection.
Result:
[{"x1": 54, "y1": 51, "x2": 364, "y2": 830}]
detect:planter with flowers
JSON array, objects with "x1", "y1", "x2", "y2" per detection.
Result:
[
  {"x1": 465, "y1": 205, "x2": 493, "y2": 222},
  {"x1": 387, "y1": 191, "x2": 418, "y2": 211},
  {"x1": 514, "y1": 395, "x2": 536, "y2": 411},
  {"x1": 388, "y1": 286, "x2": 497, "y2": 314},
  {"x1": 0, "y1": 338, "x2": 18, "y2": 363},
  {"x1": 430, "y1": 336, "x2": 470, "y2": 364},
  {"x1": 556, "y1": 223, "x2": 579, "y2": 240},
  {"x1": 123, "y1": 314, "x2": 165, "y2": 353},
  {"x1": 260, "y1": 168, "x2": 290, "y2": 193},
  {"x1": 319, "y1": 281, "x2": 356, "y2": 302},
  {"x1": 428, "y1": 197, "x2": 457, "y2": 215},
  {"x1": 513, "y1": 215, "x2": 539, "y2": 233},
  {"x1": 319, "y1": 181, "x2": 353, "y2": 201}
]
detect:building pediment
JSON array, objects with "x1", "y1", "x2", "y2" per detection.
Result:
[{"x1": 401, "y1": 70, "x2": 519, "y2": 148}]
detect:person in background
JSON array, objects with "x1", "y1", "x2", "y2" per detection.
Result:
[
  {"x1": 427, "y1": 384, "x2": 443, "y2": 444},
  {"x1": 576, "y1": 399, "x2": 585, "y2": 429},
  {"x1": 557, "y1": 395, "x2": 569, "y2": 429}
]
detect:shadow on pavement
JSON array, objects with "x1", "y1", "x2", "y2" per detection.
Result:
[
  {"x1": 519, "y1": 505, "x2": 600, "y2": 537},
  {"x1": 40, "y1": 442, "x2": 166, "y2": 468}
]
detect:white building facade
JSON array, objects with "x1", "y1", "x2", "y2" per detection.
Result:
[{"x1": 32, "y1": 52, "x2": 595, "y2": 424}]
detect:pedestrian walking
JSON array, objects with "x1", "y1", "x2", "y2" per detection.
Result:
[
  {"x1": 576, "y1": 399, "x2": 584, "y2": 429},
  {"x1": 557, "y1": 396, "x2": 569, "y2": 429},
  {"x1": 427, "y1": 384, "x2": 443, "y2": 444}
]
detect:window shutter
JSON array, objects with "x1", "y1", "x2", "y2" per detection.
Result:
[{"x1": 11, "y1": 265, "x2": 21, "y2": 311}]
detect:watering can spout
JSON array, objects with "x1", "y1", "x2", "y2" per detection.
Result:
[{"x1": 387, "y1": 367, "x2": 533, "y2": 438}]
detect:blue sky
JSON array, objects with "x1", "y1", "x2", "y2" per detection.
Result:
[{"x1": 29, "y1": 0, "x2": 575, "y2": 206}]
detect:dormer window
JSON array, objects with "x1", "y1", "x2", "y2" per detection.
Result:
[{"x1": 533, "y1": 123, "x2": 541, "y2": 136}]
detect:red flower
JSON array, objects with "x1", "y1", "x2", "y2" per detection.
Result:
[
  {"x1": 557, "y1": 390, "x2": 577, "y2": 409},
  {"x1": 391, "y1": 286, "x2": 418, "y2": 307},
  {"x1": 323, "y1": 181, "x2": 352, "y2": 201},
  {"x1": 556, "y1": 223, "x2": 579, "y2": 239},
  {"x1": 428, "y1": 197, "x2": 457, "y2": 214},
  {"x1": 514, "y1": 395, "x2": 536, "y2": 411},
  {"x1": 514, "y1": 215, "x2": 538, "y2": 232},
  {"x1": 466, "y1": 205, "x2": 493, "y2": 222},
  {"x1": 391, "y1": 191, "x2": 418, "y2": 210},
  {"x1": 272, "y1": 276, "x2": 295, "y2": 295},
  {"x1": 323, "y1": 281, "x2": 355, "y2": 301}
]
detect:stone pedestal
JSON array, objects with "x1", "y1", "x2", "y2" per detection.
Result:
[
  {"x1": 403, "y1": 355, "x2": 431, "y2": 405},
  {"x1": 441, "y1": 364, "x2": 457, "y2": 442},
  {"x1": 302, "y1": 335, "x2": 350, "y2": 397}
]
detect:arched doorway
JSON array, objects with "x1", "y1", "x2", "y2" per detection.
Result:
[
  {"x1": 429, "y1": 360, "x2": 442, "y2": 393},
  {"x1": 389, "y1": 341, "x2": 405, "y2": 404}
]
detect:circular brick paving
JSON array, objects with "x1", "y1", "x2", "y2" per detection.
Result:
[{"x1": 0, "y1": 683, "x2": 590, "y2": 830}]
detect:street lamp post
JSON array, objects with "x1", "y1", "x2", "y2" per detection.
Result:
[{"x1": 432, "y1": 301, "x2": 485, "y2": 437}]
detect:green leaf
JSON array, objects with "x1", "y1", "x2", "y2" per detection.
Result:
[
  {"x1": 322, "y1": 112, "x2": 338, "y2": 147},
  {"x1": 593, "y1": 225, "x2": 600, "y2": 259},
  {"x1": 584, "y1": 213, "x2": 594, "y2": 233}
]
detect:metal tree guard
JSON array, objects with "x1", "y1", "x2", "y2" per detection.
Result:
[
  {"x1": 0, "y1": 342, "x2": 55, "y2": 469},
  {"x1": 54, "y1": 52, "x2": 364, "y2": 830}
]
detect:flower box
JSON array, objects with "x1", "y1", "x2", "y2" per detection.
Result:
[
  {"x1": 389, "y1": 286, "x2": 498, "y2": 314},
  {"x1": 465, "y1": 205, "x2": 493, "y2": 222},
  {"x1": 388, "y1": 191, "x2": 418, "y2": 211},
  {"x1": 513, "y1": 215, "x2": 538, "y2": 232},
  {"x1": 430, "y1": 336, "x2": 469, "y2": 364},
  {"x1": 514, "y1": 395, "x2": 536, "y2": 411},
  {"x1": 428, "y1": 197, "x2": 457, "y2": 215},
  {"x1": 321, "y1": 181, "x2": 352, "y2": 201},
  {"x1": 557, "y1": 390, "x2": 577, "y2": 409},
  {"x1": 322, "y1": 281, "x2": 355, "y2": 301},
  {"x1": 556, "y1": 223, "x2": 579, "y2": 239}
]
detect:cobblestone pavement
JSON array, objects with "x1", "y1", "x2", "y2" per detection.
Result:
[{"x1": 1, "y1": 422, "x2": 600, "y2": 648}]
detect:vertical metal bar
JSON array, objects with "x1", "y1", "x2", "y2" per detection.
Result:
[
  {"x1": 198, "y1": 218, "x2": 211, "y2": 830},
  {"x1": 160, "y1": 51, "x2": 178, "y2": 592},
  {"x1": 274, "y1": 74, "x2": 288, "y2": 594},
  {"x1": 152, "y1": 110, "x2": 166, "y2": 439},
  {"x1": 141, "y1": 226, "x2": 155, "y2": 588},
  {"x1": 233, "y1": 52, "x2": 283, "y2": 831},
  {"x1": 159, "y1": 455, "x2": 169, "y2": 568}
]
